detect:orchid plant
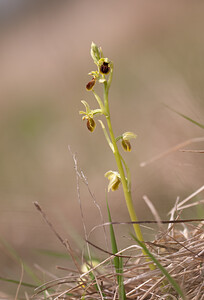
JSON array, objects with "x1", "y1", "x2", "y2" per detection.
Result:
[{"x1": 80, "y1": 42, "x2": 152, "y2": 262}]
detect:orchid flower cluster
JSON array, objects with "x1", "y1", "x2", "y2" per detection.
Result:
[
  {"x1": 80, "y1": 42, "x2": 136, "y2": 192},
  {"x1": 79, "y1": 42, "x2": 146, "y2": 246}
]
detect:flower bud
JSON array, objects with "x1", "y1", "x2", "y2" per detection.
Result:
[{"x1": 91, "y1": 42, "x2": 101, "y2": 64}]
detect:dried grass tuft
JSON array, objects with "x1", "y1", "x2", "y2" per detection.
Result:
[
  {"x1": 33, "y1": 217, "x2": 204, "y2": 299},
  {"x1": 33, "y1": 159, "x2": 204, "y2": 299}
]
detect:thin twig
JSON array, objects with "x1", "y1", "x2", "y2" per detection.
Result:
[
  {"x1": 179, "y1": 149, "x2": 204, "y2": 153},
  {"x1": 88, "y1": 218, "x2": 204, "y2": 230},
  {"x1": 86, "y1": 239, "x2": 134, "y2": 258},
  {"x1": 68, "y1": 145, "x2": 108, "y2": 251},
  {"x1": 33, "y1": 201, "x2": 81, "y2": 274},
  {"x1": 68, "y1": 146, "x2": 105, "y2": 299}
]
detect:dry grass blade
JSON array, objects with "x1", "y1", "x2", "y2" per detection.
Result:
[
  {"x1": 33, "y1": 201, "x2": 81, "y2": 274},
  {"x1": 140, "y1": 137, "x2": 204, "y2": 167},
  {"x1": 14, "y1": 261, "x2": 24, "y2": 300},
  {"x1": 143, "y1": 195, "x2": 164, "y2": 232},
  {"x1": 169, "y1": 185, "x2": 204, "y2": 215}
]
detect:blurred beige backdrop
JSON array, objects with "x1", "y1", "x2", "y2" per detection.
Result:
[{"x1": 0, "y1": 0, "x2": 203, "y2": 296}]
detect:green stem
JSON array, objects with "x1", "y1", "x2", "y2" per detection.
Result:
[
  {"x1": 119, "y1": 154, "x2": 131, "y2": 191},
  {"x1": 104, "y1": 82, "x2": 142, "y2": 240},
  {"x1": 103, "y1": 79, "x2": 154, "y2": 269}
]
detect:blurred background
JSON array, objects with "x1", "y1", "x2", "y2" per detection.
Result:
[{"x1": 0, "y1": 0, "x2": 204, "y2": 296}]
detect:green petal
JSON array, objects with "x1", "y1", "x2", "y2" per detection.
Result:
[
  {"x1": 122, "y1": 132, "x2": 137, "y2": 140},
  {"x1": 81, "y1": 100, "x2": 91, "y2": 113}
]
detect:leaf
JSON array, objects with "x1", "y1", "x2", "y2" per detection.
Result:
[
  {"x1": 98, "y1": 120, "x2": 114, "y2": 152},
  {"x1": 166, "y1": 105, "x2": 204, "y2": 129},
  {"x1": 106, "y1": 198, "x2": 126, "y2": 299},
  {"x1": 92, "y1": 90, "x2": 105, "y2": 113},
  {"x1": 0, "y1": 276, "x2": 37, "y2": 288},
  {"x1": 0, "y1": 237, "x2": 41, "y2": 285}
]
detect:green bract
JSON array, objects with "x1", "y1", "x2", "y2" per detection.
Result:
[{"x1": 90, "y1": 42, "x2": 101, "y2": 65}]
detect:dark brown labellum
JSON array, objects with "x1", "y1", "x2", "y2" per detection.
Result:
[
  {"x1": 122, "y1": 139, "x2": 131, "y2": 151},
  {"x1": 100, "y1": 62, "x2": 110, "y2": 74},
  {"x1": 86, "y1": 78, "x2": 95, "y2": 90},
  {"x1": 87, "y1": 118, "x2": 96, "y2": 132}
]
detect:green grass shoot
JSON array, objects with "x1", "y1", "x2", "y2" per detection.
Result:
[
  {"x1": 165, "y1": 105, "x2": 204, "y2": 129},
  {"x1": 107, "y1": 199, "x2": 126, "y2": 300}
]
